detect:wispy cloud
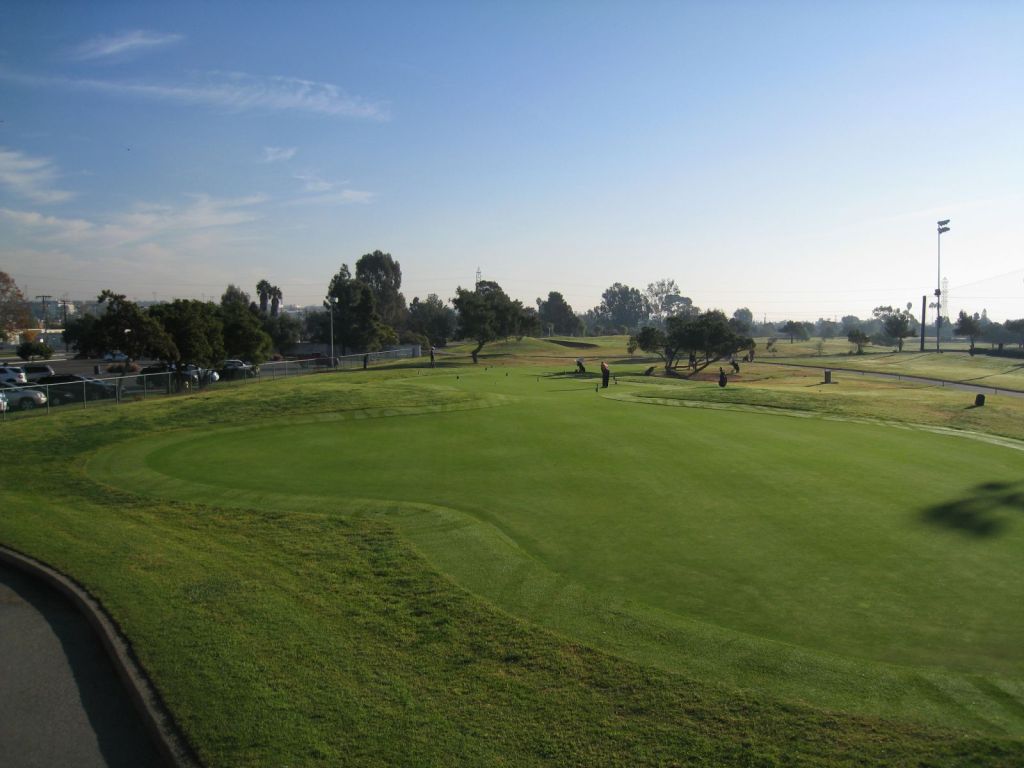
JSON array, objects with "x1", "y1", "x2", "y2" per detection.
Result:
[
  {"x1": 73, "y1": 30, "x2": 183, "y2": 60},
  {"x1": 293, "y1": 172, "x2": 336, "y2": 193},
  {"x1": 291, "y1": 189, "x2": 375, "y2": 206},
  {"x1": 0, "y1": 147, "x2": 74, "y2": 204},
  {"x1": 0, "y1": 68, "x2": 389, "y2": 120},
  {"x1": 288, "y1": 172, "x2": 373, "y2": 205},
  {"x1": 263, "y1": 146, "x2": 297, "y2": 163},
  {"x1": 0, "y1": 194, "x2": 266, "y2": 248},
  {"x1": 1, "y1": 195, "x2": 272, "y2": 300}
]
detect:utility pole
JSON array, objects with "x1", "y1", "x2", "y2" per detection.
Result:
[
  {"x1": 475, "y1": 267, "x2": 482, "y2": 288},
  {"x1": 35, "y1": 294, "x2": 52, "y2": 331},
  {"x1": 60, "y1": 296, "x2": 71, "y2": 354},
  {"x1": 920, "y1": 295, "x2": 926, "y2": 352},
  {"x1": 935, "y1": 219, "x2": 950, "y2": 351}
]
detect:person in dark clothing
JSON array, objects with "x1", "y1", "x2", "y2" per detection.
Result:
[
  {"x1": 718, "y1": 367, "x2": 728, "y2": 388},
  {"x1": 430, "y1": 347, "x2": 436, "y2": 367},
  {"x1": 688, "y1": 351, "x2": 697, "y2": 370},
  {"x1": 363, "y1": 354, "x2": 369, "y2": 370},
  {"x1": 601, "y1": 361, "x2": 610, "y2": 388},
  {"x1": 575, "y1": 357, "x2": 586, "y2": 374},
  {"x1": 731, "y1": 359, "x2": 740, "y2": 373}
]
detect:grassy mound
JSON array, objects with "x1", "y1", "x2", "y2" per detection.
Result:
[{"x1": 3, "y1": 362, "x2": 1024, "y2": 766}]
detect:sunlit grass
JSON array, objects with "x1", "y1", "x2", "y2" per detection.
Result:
[{"x1": 3, "y1": 355, "x2": 1024, "y2": 766}]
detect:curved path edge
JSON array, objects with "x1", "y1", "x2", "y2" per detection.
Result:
[
  {"x1": 758, "y1": 360, "x2": 1024, "y2": 397},
  {"x1": 0, "y1": 544, "x2": 203, "y2": 768}
]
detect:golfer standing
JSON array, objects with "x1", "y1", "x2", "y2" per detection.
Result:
[{"x1": 601, "y1": 361, "x2": 610, "y2": 388}]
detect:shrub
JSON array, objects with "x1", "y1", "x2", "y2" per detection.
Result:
[{"x1": 16, "y1": 340, "x2": 53, "y2": 361}]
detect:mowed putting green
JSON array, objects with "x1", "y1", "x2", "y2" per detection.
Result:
[{"x1": 90, "y1": 367, "x2": 1024, "y2": 734}]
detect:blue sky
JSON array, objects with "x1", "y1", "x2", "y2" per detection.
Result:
[{"x1": 1, "y1": 1, "x2": 1021, "y2": 321}]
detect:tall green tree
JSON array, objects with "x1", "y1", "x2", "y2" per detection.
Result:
[
  {"x1": 63, "y1": 314, "x2": 102, "y2": 356},
  {"x1": 954, "y1": 310, "x2": 983, "y2": 350},
  {"x1": 94, "y1": 290, "x2": 178, "y2": 366},
  {"x1": 514, "y1": 305, "x2": 541, "y2": 340},
  {"x1": 816, "y1": 319, "x2": 839, "y2": 339},
  {"x1": 408, "y1": 294, "x2": 457, "y2": 347},
  {"x1": 452, "y1": 280, "x2": 519, "y2": 363},
  {"x1": 150, "y1": 300, "x2": 226, "y2": 368},
  {"x1": 219, "y1": 286, "x2": 271, "y2": 361},
  {"x1": 841, "y1": 315, "x2": 862, "y2": 334},
  {"x1": 270, "y1": 285, "x2": 283, "y2": 317},
  {"x1": 222, "y1": 284, "x2": 253, "y2": 311},
  {"x1": 778, "y1": 320, "x2": 809, "y2": 343},
  {"x1": 1004, "y1": 318, "x2": 1024, "y2": 349},
  {"x1": 848, "y1": 329, "x2": 870, "y2": 354},
  {"x1": 872, "y1": 305, "x2": 917, "y2": 351},
  {"x1": 356, "y1": 250, "x2": 407, "y2": 328},
  {"x1": 536, "y1": 291, "x2": 582, "y2": 336},
  {"x1": 630, "y1": 310, "x2": 749, "y2": 372},
  {"x1": 599, "y1": 282, "x2": 650, "y2": 332},
  {"x1": 730, "y1": 307, "x2": 753, "y2": 334},
  {"x1": 0, "y1": 271, "x2": 31, "y2": 342},
  {"x1": 645, "y1": 279, "x2": 693, "y2": 326},
  {"x1": 326, "y1": 264, "x2": 389, "y2": 355},
  {"x1": 256, "y1": 279, "x2": 272, "y2": 315},
  {"x1": 261, "y1": 312, "x2": 301, "y2": 354}
]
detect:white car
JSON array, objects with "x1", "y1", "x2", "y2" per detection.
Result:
[{"x1": 0, "y1": 366, "x2": 28, "y2": 385}]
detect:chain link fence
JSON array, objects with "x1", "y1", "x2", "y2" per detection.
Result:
[{"x1": 0, "y1": 346, "x2": 421, "y2": 422}]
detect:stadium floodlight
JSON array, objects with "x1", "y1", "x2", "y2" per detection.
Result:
[
  {"x1": 935, "y1": 219, "x2": 951, "y2": 351},
  {"x1": 328, "y1": 296, "x2": 337, "y2": 367}
]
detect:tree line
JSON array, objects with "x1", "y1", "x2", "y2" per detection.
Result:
[{"x1": 4, "y1": 263, "x2": 1024, "y2": 369}]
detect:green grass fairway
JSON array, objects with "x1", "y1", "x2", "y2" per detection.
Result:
[{"x1": 88, "y1": 366, "x2": 1024, "y2": 737}]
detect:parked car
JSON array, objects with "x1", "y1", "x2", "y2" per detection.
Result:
[
  {"x1": 35, "y1": 374, "x2": 117, "y2": 404},
  {"x1": 22, "y1": 363, "x2": 56, "y2": 382},
  {"x1": 0, "y1": 381, "x2": 47, "y2": 411},
  {"x1": 103, "y1": 351, "x2": 129, "y2": 362},
  {"x1": 136, "y1": 364, "x2": 199, "y2": 389},
  {"x1": 220, "y1": 359, "x2": 258, "y2": 379},
  {"x1": 183, "y1": 364, "x2": 219, "y2": 386},
  {"x1": 0, "y1": 366, "x2": 28, "y2": 385}
]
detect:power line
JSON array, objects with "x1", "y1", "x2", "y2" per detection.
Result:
[{"x1": 35, "y1": 294, "x2": 52, "y2": 329}]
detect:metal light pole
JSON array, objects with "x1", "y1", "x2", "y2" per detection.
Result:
[
  {"x1": 328, "y1": 297, "x2": 336, "y2": 367},
  {"x1": 935, "y1": 219, "x2": 950, "y2": 350}
]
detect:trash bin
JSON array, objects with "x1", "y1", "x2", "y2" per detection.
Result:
[
  {"x1": 824, "y1": 369, "x2": 832, "y2": 384},
  {"x1": 975, "y1": 394, "x2": 985, "y2": 407}
]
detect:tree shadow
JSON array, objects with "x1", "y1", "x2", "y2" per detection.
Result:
[
  {"x1": 0, "y1": 564, "x2": 164, "y2": 767},
  {"x1": 921, "y1": 481, "x2": 1024, "y2": 537}
]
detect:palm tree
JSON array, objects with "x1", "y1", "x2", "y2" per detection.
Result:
[
  {"x1": 270, "y1": 285, "x2": 283, "y2": 317},
  {"x1": 256, "y1": 279, "x2": 271, "y2": 315}
]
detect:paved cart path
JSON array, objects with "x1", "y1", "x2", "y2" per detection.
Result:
[{"x1": 0, "y1": 563, "x2": 163, "y2": 768}]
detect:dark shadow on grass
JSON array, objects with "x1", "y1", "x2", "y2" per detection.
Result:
[
  {"x1": 541, "y1": 371, "x2": 597, "y2": 380},
  {"x1": 921, "y1": 481, "x2": 1024, "y2": 537}
]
